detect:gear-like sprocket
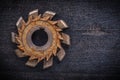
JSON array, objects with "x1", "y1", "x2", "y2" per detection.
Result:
[{"x1": 11, "y1": 9, "x2": 70, "y2": 69}]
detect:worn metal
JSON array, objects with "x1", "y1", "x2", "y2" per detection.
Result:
[{"x1": 11, "y1": 9, "x2": 70, "y2": 69}]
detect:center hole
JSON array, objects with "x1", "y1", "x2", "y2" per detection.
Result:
[{"x1": 32, "y1": 28, "x2": 48, "y2": 46}]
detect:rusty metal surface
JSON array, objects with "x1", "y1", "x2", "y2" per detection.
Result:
[
  {"x1": 0, "y1": 0, "x2": 120, "y2": 80},
  {"x1": 12, "y1": 10, "x2": 70, "y2": 69}
]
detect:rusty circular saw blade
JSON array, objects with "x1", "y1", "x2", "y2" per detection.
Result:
[{"x1": 11, "y1": 9, "x2": 70, "y2": 69}]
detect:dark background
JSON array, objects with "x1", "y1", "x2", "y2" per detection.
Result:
[{"x1": 0, "y1": 0, "x2": 120, "y2": 80}]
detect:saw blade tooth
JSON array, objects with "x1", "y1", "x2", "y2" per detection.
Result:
[
  {"x1": 29, "y1": 56, "x2": 37, "y2": 60},
  {"x1": 15, "y1": 49, "x2": 26, "y2": 58},
  {"x1": 43, "y1": 57, "x2": 53, "y2": 69},
  {"x1": 57, "y1": 20, "x2": 68, "y2": 29},
  {"x1": 16, "y1": 17, "x2": 25, "y2": 28},
  {"x1": 29, "y1": 9, "x2": 38, "y2": 18},
  {"x1": 62, "y1": 33, "x2": 70, "y2": 45},
  {"x1": 11, "y1": 32, "x2": 17, "y2": 43},
  {"x1": 25, "y1": 59, "x2": 38, "y2": 67},
  {"x1": 43, "y1": 11, "x2": 56, "y2": 20},
  {"x1": 57, "y1": 48, "x2": 66, "y2": 61}
]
